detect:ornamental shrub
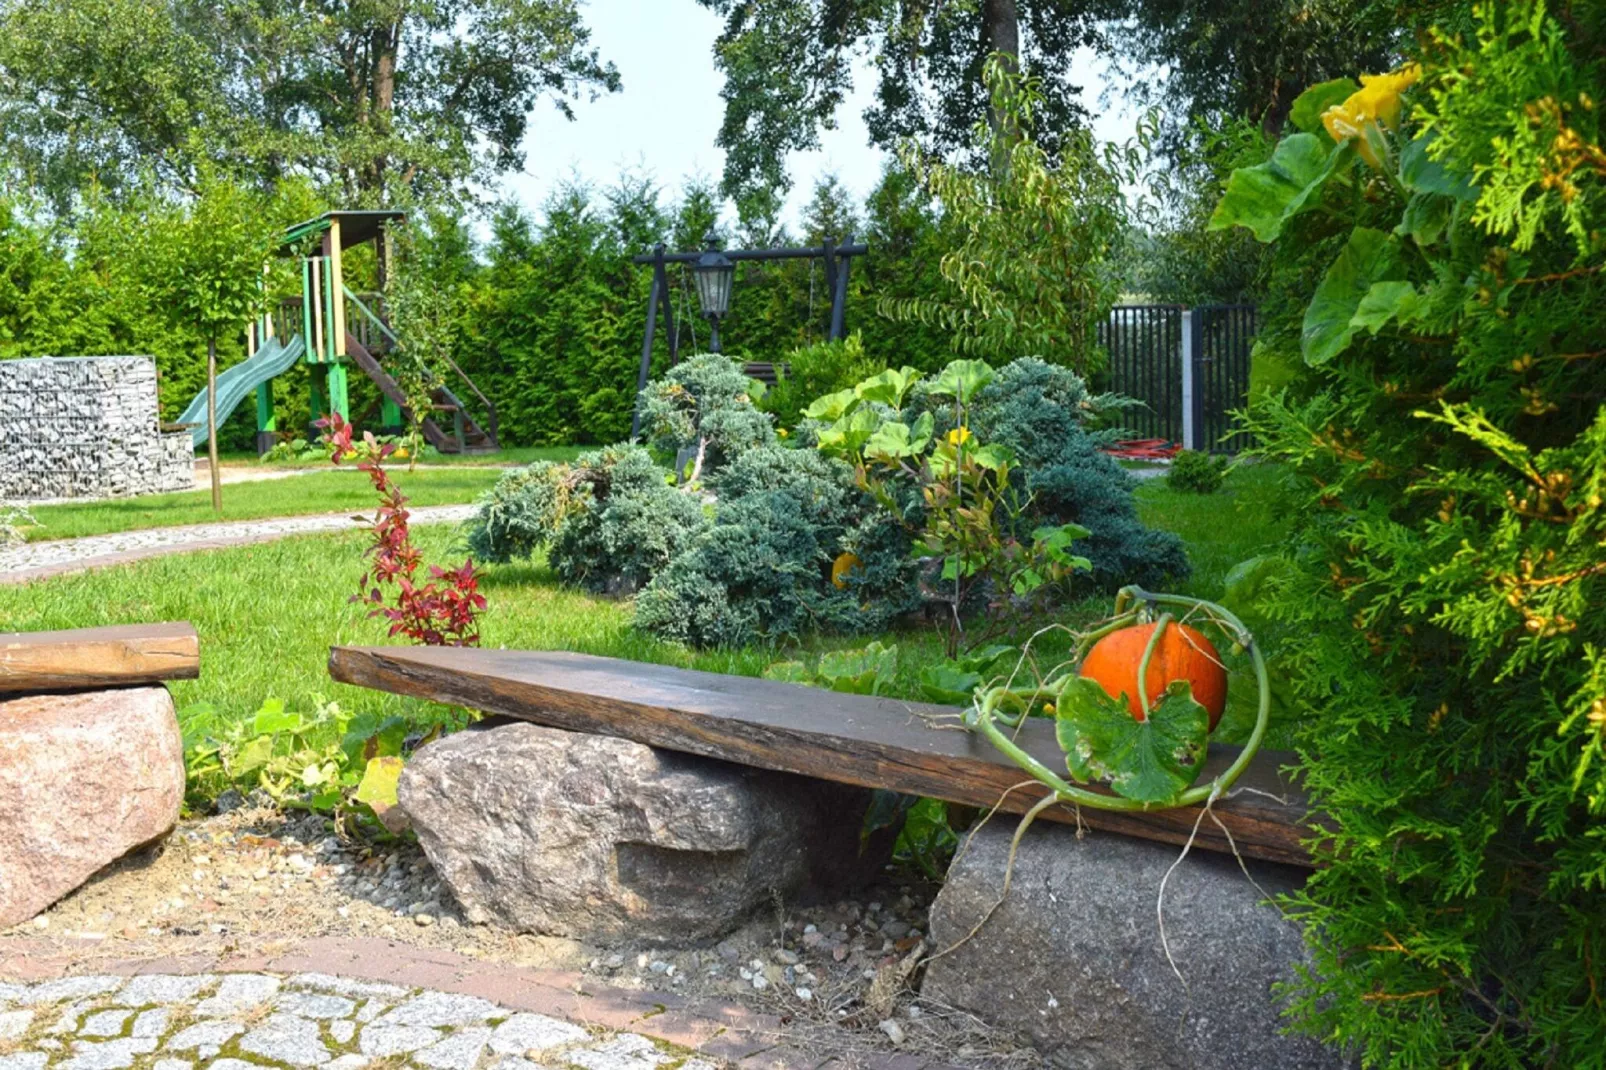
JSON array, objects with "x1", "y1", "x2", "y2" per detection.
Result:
[
  {"x1": 637, "y1": 353, "x2": 775, "y2": 482},
  {"x1": 634, "y1": 445, "x2": 917, "y2": 647},
  {"x1": 952, "y1": 358, "x2": 1190, "y2": 591},
  {"x1": 1165, "y1": 449, "x2": 1228, "y2": 494},
  {"x1": 1211, "y1": 4, "x2": 1606, "y2": 1063},
  {"x1": 463, "y1": 444, "x2": 706, "y2": 595},
  {"x1": 758, "y1": 332, "x2": 881, "y2": 431}
]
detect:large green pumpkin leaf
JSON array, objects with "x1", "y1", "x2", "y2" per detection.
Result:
[
  {"x1": 802, "y1": 387, "x2": 858, "y2": 422},
  {"x1": 855, "y1": 366, "x2": 921, "y2": 408},
  {"x1": 1303, "y1": 227, "x2": 1403, "y2": 365},
  {"x1": 929, "y1": 359, "x2": 995, "y2": 400},
  {"x1": 1289, "y1": 77, "x2": 1356, "y2": 135},
  {"x1": 818, "y1": 642, "x2": 898, "y2": 696},
  {"x1": 864, "y1": 411, "x2": 934, "y2": 460},
  {"x1": 1396, "y1": 193, "x2": 1453, "y2": 247},
  {"x1": 1056, "y1": 677, "x2": 1210, "y2": 804},
  {"x1": 252, "y1": 697, "x2": 299, "y2": 735},
  {"x1": 1351, "y1": 281, "x2": 1423, "y2": 335},
  {"x1": 1209, "y1": 134, "x2": 1349, "y2": 243},
  {"x1": 1400, "y1": 136, "x2": 1478, "y2": 202}
]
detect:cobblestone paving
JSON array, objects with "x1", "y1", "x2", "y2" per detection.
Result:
[
  {"x1": 0, "y1": 507, "x2": 476, "y2": 583},
  {"x1": 0, "y1": 973, "x2": 716, "y2": 1070}
]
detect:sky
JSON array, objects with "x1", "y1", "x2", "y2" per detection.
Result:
[{"x1": 497, "y1": 0, "x2": 1146, "y2": 234}]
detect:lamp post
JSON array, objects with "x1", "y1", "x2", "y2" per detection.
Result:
[{"x1": 690, "y1": 233, "x2": 734, "y2": 353}]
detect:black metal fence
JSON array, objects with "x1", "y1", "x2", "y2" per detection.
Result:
[
  {"x1": 1099, "y1": 303, "x2": 1258, "y2": 454},
  {"x1": 1190, "y1": 304, "x2": 1257, "y2": 454},
  {"x1": 1100, "y1": 305, "x2": 1184, "y2": 442}
]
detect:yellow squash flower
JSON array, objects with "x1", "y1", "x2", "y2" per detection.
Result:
[
  {"x1": 1322, "y1": 64, "x2": 1421, "y2": 168},
  {"x1": 946, "y1": 426, "x2": 972, "y2": 447},
  {"x1": 831, "y1": 552, "x2": 862, "y2": 589}
]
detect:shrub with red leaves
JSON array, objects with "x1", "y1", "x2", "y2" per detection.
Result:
[{"x1": 317, "y1": 414, "x2": 486, "y2": 646}]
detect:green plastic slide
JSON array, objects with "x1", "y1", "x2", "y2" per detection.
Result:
[{"x1": 177, "y1": 334, "x2": 306, "y2": 448}]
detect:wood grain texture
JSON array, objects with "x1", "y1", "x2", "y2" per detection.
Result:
[
  {"x1": 329, "y1": 645, "x2": 1314, "y2": 867},
  {"x1": 0, "y1": 622, "x2": 200, "y2": 693}
]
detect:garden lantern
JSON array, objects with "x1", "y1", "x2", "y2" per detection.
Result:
[{"x1": 691, "y1": 233, "x2": 734, "y2": 353}]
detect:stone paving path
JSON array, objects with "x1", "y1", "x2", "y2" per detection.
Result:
[
  {"x1": 0, "y1": 970, "x2": 717, "y2": 1070},
  {"x1": 0, "y1": 938, "x2": 975, "y2": 1070},
  {"x1": 0, "y1": 508, "x2": 477, "y2": 585}
]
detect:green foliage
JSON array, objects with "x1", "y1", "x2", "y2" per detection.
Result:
[
  {"x1": 463, "y1": 444, "x2": 706, "y2": 595},
  {"x1": 638, "y1": 353, "x2": 775, "y2": 482},
  {"x1": 140, "y1": 171, "x2": 283, "y2": 347},
  {"x1": 0, "y1": 0, "x2": 619, "y2": 204},
  {"x1": 1211, "y1": 4, "x2": 1606, "y2": 1062},
  {"x1": 1055, "y1": 676, "x2": 1210, "y2": 804},
  {"x1": 1125, "y1": 116, "x2": 1274, "y2": 305},
  {"x1": 759, "y1": 333, "x2": 880, "y2": 431},
  {"x1": 184, "y1": 695, "x2": 440, "y2": 830},
  {"x1": 763, "y1": 640, "x2": 900, "y2": 696},
  {"x1": 883, "y1": 57, "x2": 1128, "y2": 371},
  {"x1": 633, "y1": 444, "x2": 914, "y2": 648},
  {"x1": 961, "y1": 358, "x2": 1191, "y2": 591},
  {"x1": 384, "y1": 221, "x2": 462, "y2": 457},
  {"x1": 692, "y1": 0, "x2": 1101, "y2": 199},
  {"x1": 1166, "y1": 449, "x2": 1228, "y2": 494}
]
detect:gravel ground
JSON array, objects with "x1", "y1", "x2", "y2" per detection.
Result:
[
  {"x1": 0, "y1": 508, "x2": 476, "y2": 581},
  {"x1": 0, "y1": 807, "x2": 1038, "y2": 1070}
]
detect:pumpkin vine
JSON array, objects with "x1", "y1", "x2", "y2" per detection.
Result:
[{"x1": 964, "y1": 585, "x2": 1271, "y2": 813}]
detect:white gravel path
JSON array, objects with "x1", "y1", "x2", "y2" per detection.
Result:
[{"x1": 0, "y1": 506, "x2": 477, "y2": 585}]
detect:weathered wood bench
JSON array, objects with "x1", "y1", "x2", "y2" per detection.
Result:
[
  {"x1": 1, "y1": 621, "x2": 200, "y2": 693},
  {"x1": 329, "y1": 645, "x2": 1312, "y2": 867}
]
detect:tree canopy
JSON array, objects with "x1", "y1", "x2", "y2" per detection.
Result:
[
  {"x1": 0, "y1": 0, "x2": 621, "y2": 205},
  {"x1": 694, "y1": 0, "x2": 1104, "y2": 199}
]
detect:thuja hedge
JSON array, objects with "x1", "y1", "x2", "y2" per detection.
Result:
[
  {"x1": 1213, "y1": 3, "x2": 1606, "y2": 1063},
  {"x1": 466, "y1": 353, "x2": 1187, "y2": 648}
]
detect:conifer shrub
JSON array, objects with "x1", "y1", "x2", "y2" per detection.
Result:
[
  {"x1": 1210, "y1": 5, "x2": 1606, "y2": 1062},
  {"x1": 463, "y1": 443, "x2": 706, "y2": 595},
  {"x1": 1165, "y1": 449, "x2": 1228, "y2": 494},
  {"x1": 637, "y1": 352, "x2": 775, "y2": 482},
  {"x1": 945, "y1": 357, "x2": 1190, "y2": 591},
  {"x1": 633, "y1": 445, "x2": 917, "y2": 647}
]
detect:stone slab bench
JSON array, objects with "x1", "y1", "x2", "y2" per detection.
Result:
[
  {"x1": 327, "y1": 645, "x2": 1313, "y2": 867},
  {"x1": 0, "y1": 622, "x2": 193, "y2": 929}
]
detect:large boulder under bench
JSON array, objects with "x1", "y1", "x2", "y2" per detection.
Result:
[
  {"x1": 0, "y1": 623, "x2": 197, "y2": 929},
  {"x1": 922, "y1": 821, "x2": 1351, "y2": 1070},
  {"x1": 398, "y1": 717, "x2": 892, "y2": 944}
]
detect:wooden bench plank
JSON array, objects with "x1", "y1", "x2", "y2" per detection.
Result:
[
  {"x1": 329, "y1": 645, "x2": 1313, "y2": 867},
  {"x1": 0, "y1": 622, "x2": 200, "y2": 693}
]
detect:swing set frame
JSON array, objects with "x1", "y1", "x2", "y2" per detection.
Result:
[{"x1": 628, "y1": 236, "x2": 869, "y2": 438}]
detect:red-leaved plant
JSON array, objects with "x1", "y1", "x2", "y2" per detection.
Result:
[{"x1": 317, "y1": 414, "x2": 485, "y2": 646}]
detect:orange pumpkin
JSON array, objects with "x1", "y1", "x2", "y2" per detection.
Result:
[{"x1": 1079, "y1": 621, "x2": 1228, "y2": 730}]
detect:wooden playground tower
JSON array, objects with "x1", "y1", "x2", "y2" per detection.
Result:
[{"x1": 242, "y1": 210, "x2": 498, "y2": 455}]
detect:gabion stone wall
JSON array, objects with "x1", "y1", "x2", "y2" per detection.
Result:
[{"x1": 0, "y1": 356, "x2": 196, "y2": 501}]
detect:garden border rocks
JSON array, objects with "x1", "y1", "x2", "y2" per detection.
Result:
[
  {"x1": 922, "y1": 821, "x2": 1352, "y2": 1070},
  {"x1": 398, "y1": 718, "x2": 893, "y2": 944},
  {"x1": 0, "y1": 686, "x2": 186, "y2": 929}
]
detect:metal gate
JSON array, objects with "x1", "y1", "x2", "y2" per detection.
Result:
[
  {"x1": 1100, "y1": 303, "x2": 1257, "y2": 453},
  {"x1": 1189, "y1": 304, "x2": 1257, "y2": 454},
  {"x1": 1099, "y1": 305, "x2": 1183, "y2": 442}
]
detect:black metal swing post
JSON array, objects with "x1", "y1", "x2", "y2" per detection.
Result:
[{"x1": 629, "y1": 235, "x2": 869, "y2": 440}]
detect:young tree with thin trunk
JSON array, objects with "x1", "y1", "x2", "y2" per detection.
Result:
[{"x1": 141, "y1": 174, "x2": 282, "y2": 511}]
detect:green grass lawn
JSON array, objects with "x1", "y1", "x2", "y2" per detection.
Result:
[
  {"x1": 19, "y1": 467, "x2": 511, "y2": 542},
  {"x1": 0, "y1": 462, "x2": 1291, "y2": 764},
  {"x1": 1134, "y1": 461, "x2": 1292, "y2": 599}
]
